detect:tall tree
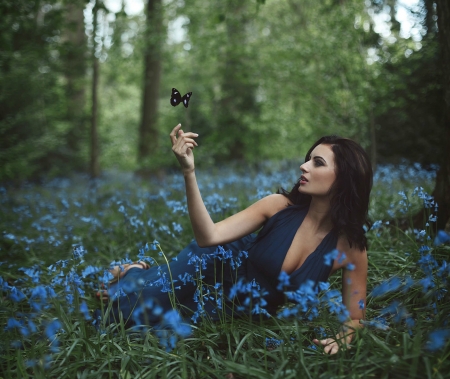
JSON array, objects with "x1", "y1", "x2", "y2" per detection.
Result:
[
  {"x1": 0, "y1": 0, "x2": 70, "y2": 181},
  {"x1": 215, "y1": 0, "x2": 262, "y2": 161},
  {"x1": 434, "y1": 0, "x2": 450, "y2": 229},
  {"x1": 90, "y1": 0, "x2": 101, "y2": 178},
  {"x1": 137, "y1": 0, "x2": 163, "y2": 170},
  {"x1": 61, "y1": 0, "x2": 88, "y2": 170}
]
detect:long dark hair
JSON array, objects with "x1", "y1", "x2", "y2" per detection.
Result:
[{"x1": 278, "y1": 135, "x2": 373, "y2": 251}]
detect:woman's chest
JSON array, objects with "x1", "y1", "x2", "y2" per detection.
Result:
[{"x1": 280, "y1": 227, "x2": 327, "y2": 275}]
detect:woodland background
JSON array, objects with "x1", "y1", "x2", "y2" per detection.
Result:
[{"x1": 1, "y1": 0, "x2": 450, "y2": 228}]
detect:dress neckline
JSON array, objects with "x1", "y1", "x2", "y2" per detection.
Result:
[
  {"x1": 286, "y1": 229, "x2": 334, "y2": 277},
  {"x1": 279, "y1": 205, "x2": 335, "y2": 276}
]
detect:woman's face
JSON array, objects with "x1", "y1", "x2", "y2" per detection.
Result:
[{"x1": 298, "y1": 144, "x2": 336, "y2": 197}]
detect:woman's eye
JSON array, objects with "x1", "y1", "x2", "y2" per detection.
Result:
[{"x1": 314, "y1": 159, "x2": 323, "y2": 167}]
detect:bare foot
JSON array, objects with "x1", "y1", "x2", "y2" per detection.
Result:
[
  {"x1": 108, "y1": 261, "x2": 150, "y2": 282},
  {"x1": 96, "y1": 261, "x2": 150, "y2": 302}
]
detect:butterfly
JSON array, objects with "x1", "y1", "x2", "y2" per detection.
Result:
[{"x1": 170, "y1": 88, "x2": 192, "y2": 108}]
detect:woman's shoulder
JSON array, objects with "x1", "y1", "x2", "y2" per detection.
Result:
[{"x1": 260, "y1": 193, "x2": 296, "y2": 218}]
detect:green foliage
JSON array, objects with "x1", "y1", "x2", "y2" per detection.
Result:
[
  {"x1": 373, "y1": 38, "x2": 444, "y2": 166},
  {"x1": 0, "y1": 0, "x2": 89, "y2": 182},
  {"x1": 1, "y1": 0, "x2": 445, "y2": 184}
]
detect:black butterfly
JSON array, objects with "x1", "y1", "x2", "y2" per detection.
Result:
[{"x1": 170, "y1": 88, "x2": 192, "y2": 108}]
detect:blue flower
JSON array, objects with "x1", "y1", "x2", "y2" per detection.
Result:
[
  {"x1": 419, "y1": 275, "x2": 435, "y2": 292},
  {"x1": 163, "y1": 310, "x2": 192, "y2": 338},
  {"x1": 80, "y1": 301, "x2": 91, "y2": 320},
  {"x1": 358, "y1": 299, "x2": 365, "y2": 309},
  {"x1": 45, "y1": 319, "x2": 62, "y2": 339},
  {"x1": 9, "y1": 287, "x2": 26, "y2": 302},
  {"x1": 371, "y1": 220, "x2": 383, "y2": 230},
  {"x1": 362, "y1": 317, "x2": 389, "y2": 330},
  {"x1": 277, "y1": 271, "x2": 290, "y2": 290},
  {"x1": 434, "y1": 230, "x2": 450, "y2": 246},
  {"x1": 426, "y1": 329, "x2": 450, "y2": 351},
  {"x1": 371, "y1": 277, "x2": 401, "y2": 297},
  {"x1": 81, "y1": 265, "x2": 101, "y2": 278},
  {"x1": 266, "y1": 337, "x2": 283, "y2": 349},
  {"x1": 324, "y1": 249, "x2": 339, "y2": 266}
]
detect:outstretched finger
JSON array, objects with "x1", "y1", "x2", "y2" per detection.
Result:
[
  {"x1": 170, "y1": 124, "x2": 182, "y2": 145},
  {"x1": 324, "y1": 343, "x2": 340, "y2": 355}
]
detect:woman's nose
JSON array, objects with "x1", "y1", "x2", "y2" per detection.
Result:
[{"x1": 300, "y1": 162, "x2": 308, "y2": 173}]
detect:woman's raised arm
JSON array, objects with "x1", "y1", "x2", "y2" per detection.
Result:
[{"x1": 170, "y1": 124, "x2": 287, "y2": 247}]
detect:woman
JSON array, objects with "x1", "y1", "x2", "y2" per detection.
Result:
[{"x1": 103, "y1": 124, "x2": 372, "y2": 355}]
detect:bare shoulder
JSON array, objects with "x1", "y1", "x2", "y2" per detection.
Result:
[{"x1": 257, "y1": 193, "x2": 292, "y2": 218}]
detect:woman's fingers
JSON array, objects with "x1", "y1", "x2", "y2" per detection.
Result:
[
  {"x1": 313, "y1": 338, "x2": 346, "y2": 355},
  {"x1": 169, "y1": 124, "x2": 198, "y2": 148},
  {"x1": 172, "y1": 131, "x2": 198, "y2": 154},
  {"x1": 170, "y1": 124, "x2": 182, "y2": 145}
]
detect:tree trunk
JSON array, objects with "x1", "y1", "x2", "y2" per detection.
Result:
[
  {"x1": 90, "y1": 1, "x2": 100, "y2": 179},
  {"x1": 433, "y1": 0, "x2": 450, "y2": 231},
  {"x1": 369, "y1": 101, "x2": 377, "y2": 169},
  {"x1": 137, "y1": 0, "x2": 163, "y2": 166},
  {"x1": 216, "y1": 0, "x2": 261, "y2": 161},
  {"x1": 61, "y1": 1, "x2": 87, "y2": 165}
]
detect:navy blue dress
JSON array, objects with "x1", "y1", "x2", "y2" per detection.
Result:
[{"x1": 105, "y1": 204, "x2": 338, "y2": 326}]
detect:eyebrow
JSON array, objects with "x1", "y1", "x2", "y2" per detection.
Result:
[{"x1": 312, "y1": 155, "x2": 326, "y2": 163}]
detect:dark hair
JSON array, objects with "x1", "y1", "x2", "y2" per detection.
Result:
[{"x1": 278, "y1": 135, "x2": 373, "y2": 251}]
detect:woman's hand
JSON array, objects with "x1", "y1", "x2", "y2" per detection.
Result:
[
  {"x1": 312, "y1": 334, "x2": 352, "y2": 355},
  {"x1": 170, "y1": 124, "x2": 199, "y2": 174}
]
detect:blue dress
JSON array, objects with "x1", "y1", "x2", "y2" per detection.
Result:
[{"x1": 105, "y1": 204, "x2": 338, "y2": 326}]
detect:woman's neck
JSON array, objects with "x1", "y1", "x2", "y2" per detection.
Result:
[{"x1": 306, "y1": 197, "x2": 333, "y2": 233}]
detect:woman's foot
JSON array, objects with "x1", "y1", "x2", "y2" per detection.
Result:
[
  {"x1": 96, "y1": 261, "x2": 150, "y2": 302},
  {"x1": 108, "y1": 261, "x2": 150, "y2": 282}
]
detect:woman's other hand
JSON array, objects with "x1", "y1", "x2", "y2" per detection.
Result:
[
  {"x1": 170, "y1": 124, "x2": 199, "y2": 174},
  {"x1": 312, "y1": 335, "x2": 352, "y2": 355}
]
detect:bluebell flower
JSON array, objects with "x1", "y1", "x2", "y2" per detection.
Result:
[
  {"x1": 418, "y1": 245, "x2": 431, "y2": 254},
  {"x1": 28, "y1": 320, "x2": 37, "y2": 333},
  {"x1": 72, "y1": 245, "x2": 87, "y2": 260},
  {"x1": 358, "y1": 299, "x2": 365, "y2": 309},
  {"x1": 362, "y1": 317, "x2": 389, "y2": 331},
  {"x1": 5, "y1": 318, "x2": 26, "y2": 335},
  {"x1": 277, "y1": 271, "x2": 290, "y2": 290},
  {"x1": 324, "y1": 249, "x2": 339, "y2": 266},
  {"x1": 420, "y1": 276, "x2": 435, "y2": 292},
  {"x1": 402, "y1": 276, "x2": 415, "y2": 292},
  {"x1": 9, "y1": 287, "x2": 26, "y2": 302},
  {"x1": 266, "y1": 337, "x2": 283, "y2": 349},
  {"x1": 151, "y1": 271, "x2": 173, "y2": 293},
  {"x1": 434, "y1": 230, "x2": 450, "y2": 246},
  {"x1": 45, "y1": 319, "x2": 62, "y2": 340},
  {"x1": 80, "y1": 301, "x2": 91, "y2": 320},
  {"x1": 30, "y1": 285, "x2": 47, "y2": 300},
  {"x1": 163, "y1": 310, "x2": 192, "y2": 338},
  {"x1": 371, "y1": 276, "x2": 401, "y2": 297},
  {"x1": 371, "y1": 220, "x2": 383, "y2": 230},
  {"x1": 318, "y1": 282, "x2": 330, "y2": 291},
  {"x1": 405, "y1": 317, "x2": 415, "y2": 329},
  {"x1": 22, "y1": 267, "x2": 41, "y2": 283},
  {"x1": 346, "y1": 263, "x2": 355, "y2": 271},
  {"x1": 81, "y1": 265, "x2": 101, "y2": 278},
  {"x1": 132, "y1": 298, "x2": 163, "y2": 325},
  {"x1": 25, "y1": 359, "x2": 37, "y2": 368},
  {"x1": 426, "y1": 329, "x2": 450, "y2": 351}
]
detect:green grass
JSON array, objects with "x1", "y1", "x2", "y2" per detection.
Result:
[{"x1": 0, "y1": 163, "x2": 449, "y2": 379}]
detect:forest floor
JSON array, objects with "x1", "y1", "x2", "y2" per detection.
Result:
[{"x1": 0, "y1": 161, "x2": 448, "y2": 379}]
